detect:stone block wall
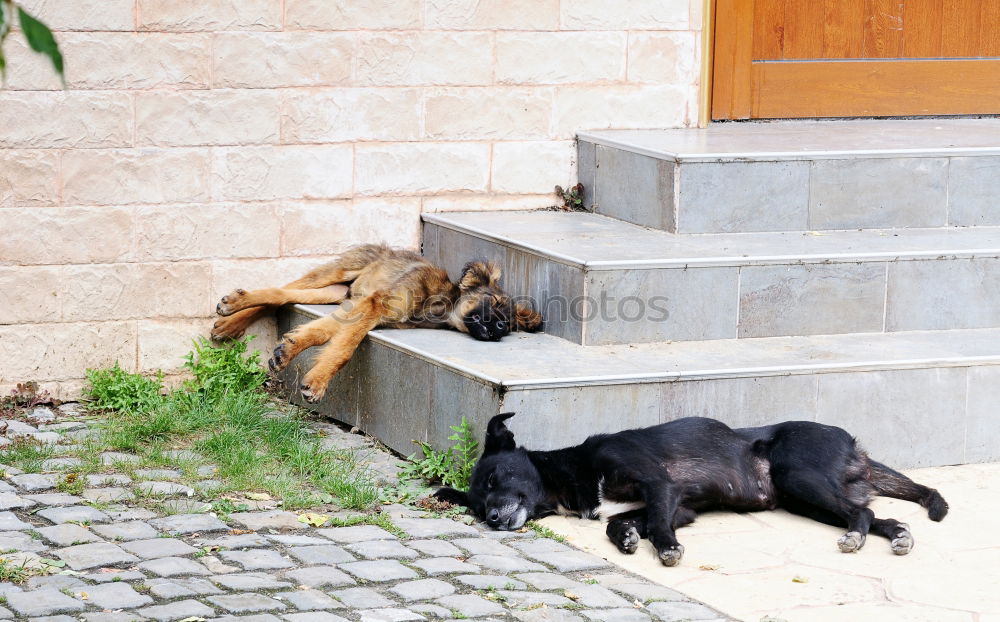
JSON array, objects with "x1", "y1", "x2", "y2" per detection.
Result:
[{"x1": 0, "y1": 0, "x2": 701, "y2": 396}]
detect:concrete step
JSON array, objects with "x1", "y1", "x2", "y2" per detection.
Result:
[
  {"x1": 578, "y1": 118, "x2": 1000, "y2": 233},
  {"x1": 279, "y1": 303, "x2": 1000, "y2": 469},
  {"x1": 423, "y1": 210, "x2": 1000, "y2": 346}
]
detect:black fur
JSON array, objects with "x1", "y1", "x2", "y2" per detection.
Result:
[{"x1": 435, "y1": 414, "x2": 948, "y2": 565}]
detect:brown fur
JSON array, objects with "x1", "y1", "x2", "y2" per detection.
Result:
[{"x1": 212, "y1": 244, "x2": 542, "y2": 401}]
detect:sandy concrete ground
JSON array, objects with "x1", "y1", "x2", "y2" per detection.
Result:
[{"x1": 539, "y1": 462, "x2": 1000, "y2": 622}]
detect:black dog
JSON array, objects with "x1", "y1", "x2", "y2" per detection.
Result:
[{"x1": 434, "y1": 414, "x2": 948, "y2": 566}]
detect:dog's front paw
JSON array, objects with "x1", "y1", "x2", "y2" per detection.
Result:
[
  {"x1": 837, "y1": 531, "x2": 866, "y2": 553},
  {"x1": 216, "y1": 289, "x2": 248, "y2": 316},
  {"x1": 890, "y1": 524, "x2": 913, "y2": 555},
  {"x1": 268, "y1": 339, "x2": 295, "y2": 372},
  {"x1": 657, "y1": 544, "x2": 684, "y2": 567},
  {"x1": 616, "y1": 527, "x2": 641, "y2": 554},
  {"x1": 299, "y1": 370, "x2": 329, "y2": 403},
  {"x1": 211, "y1": 316, "x2": 246, "y2": 340}
]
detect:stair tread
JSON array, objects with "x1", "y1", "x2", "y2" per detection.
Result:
[
  {"x1": 579, "y1": 118, "x2": 1000, "y2": 162},
  {"x1": 294, "y1": 304, "x2": 1000, "y2": 389},
  {"x1": 425, "y1": 210, "x2": 1000, "y2": 269}
]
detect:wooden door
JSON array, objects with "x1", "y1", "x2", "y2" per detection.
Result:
[{"x1": 712, "y1": 0, "x2": 1000, "y2": 119}]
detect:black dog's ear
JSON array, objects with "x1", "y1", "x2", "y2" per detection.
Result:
[
  {"x1": 433, "y1": 487, "x2": 469, "y2": 507},
  {"x1": 459, "y1": 261, "x2": 501, "y2": 291},
  {"x1": 483, "y1": 412, "x2": 516, "y2": 455}
]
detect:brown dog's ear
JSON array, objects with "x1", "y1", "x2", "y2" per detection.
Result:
[
  {"x1": 459, "y1": 261, "x2": 502, "y2": 291},
  {"x1": 484, "y1": 412, "x2": 516, "y2": 455},
  {"x1": 513, "y1": 304, "x2": 543, "y2": 332},
  {"x1": 433, "y1": 488, "x2": 469, "y2": 507}
]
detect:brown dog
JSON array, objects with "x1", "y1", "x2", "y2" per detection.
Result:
[{"x1": 212, "y1": 244, "x2": 542, "y2": 401}]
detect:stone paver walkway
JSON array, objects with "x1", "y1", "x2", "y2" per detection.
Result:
[{"x1": 0, "y1": 405, "x2": 730, "y2": 622}]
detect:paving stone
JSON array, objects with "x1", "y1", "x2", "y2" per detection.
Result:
[
  {"x1": 40, "y1": 457, "x2": 81, "y2": 470},
  {"x1": 137, "y1": 556, "x2": 212, "y2": 577},
  {"x1": 602, "y1": 582, "x2": 686, "y2": 603},
  {"x1": 137, "y1": 598, "x2": 216, "y2": 621},
  {"x1": 644, "y1": 601, "x2": 722, "y2": 621},
  {"x1": 511, "y1": 539, "x2": 573, "y2": 554},
  {"x1": 150, "y1": 513, "x2": 228, "y2": 534},
  {"x1": 390, "y1": 579, "x2": 456, "y2": 602},
  {"x1": 23, "y1": 492, "x2": 82, "y2": 506},
  {"x1": 212, "y1": 616, "x2": 283, "y2": 622},
  {"x1": 455, "y1": 574, "x2": 528, "y2": 590},
  {"x1": 208, "y1": 592, "x2": 287, "y2": 613},
  {"x1": 410, "y1": 557, "x2": 481, "y2": 575},
  {"x1": 0, "y1": 530, "x2": 47, "y2": 552},
  {"x1": 26, "y1": 406, "x2": 57, "y2": 422},
  {"x1": 514, "y1": 609, "x2": 585, "y2": 622},
  {"x1": 435, "y1": 594, "x2": 505, "y2": 617},
  {"x1": 0, "y1": 512, "x2": 33, "y2": 530},
  {"x1": 452, "y1": 537, "x2": 519, "y2": 556},
  {"x1": 26, "y1": 574, "x2": 87, "y2": 590},
  {"x1": 283, "y1": 566, "x2": 355, "y2": 588},
  {"x1": 0, "y1": 463, "x2": 23, "y2": 476},
  {"x1": 201, "y1": 533, "x2": 271, "y2": 549},
  {"x1": 85, "y1": 474, "x2": 132, "y2": 486},
  {"x1": 284, "y1": 613, "x2": 349, "y2": 622},
  {"x1": 229, "y1": 510, "x2": 305, "y2": 531},
  {"x1": 159, "y1": 498, "x2": 212, "y2": 514},
  {"x1": 194, "y1": 479, "x2": 224, "y2": 492},
  {"x1": 5, "y1": 588, "x2": 85, "y2": 617},
  {"x1": 36, "y1": 505, "x2": 110, "y2": 524},
  {"x1": 408, "y1": 603, "x2": 451, "y2": 618},
  {"x1": 391, "y1": 518, "x2": 477, "y2": 538},
  {"x1": 0, "y1": 581, "x2": 21, "y2": 595},
  {"x1": 83, "y1": 569, "x2": 147, "y2": 583},
  {"x1": 55, "y1": 542, "x2": 139, "y2": 570},
  {"x1": 277, "y1": 588, "x2": 344, "y2": 610},
  {"x1": 0, "y1": 481, "x2": 14, "y2": 493},
  {"x1": 287, "y1": 545, "x2": 355, "y2": 565},
  {"x1": 406, "y1": 539, "x2": 462, "y2": 557},
  {"x1": 196, "y1": 464, "x2": 217, "y2": 476},
  {"x1": 345, "y1": 539, "x2": 418, "y2": 560},
  {"x1": 357, "y1": 609, "x2": 427, "y2": 622},
  {"x1": 220, "y1": 549, "x2": 295, "y2": 570},
  {"x1": 565, "y1": 586, "x2": 632, "y2": 609},
  {"x1": 26, "y1": 615, "x2": 79, "y2": 622},
  {"x1": 82, "y1": 487, "x2": 135, "y2": 503},
  {"x1": 78, "y1": 582, "x2": 154, "y2": 609},
  {"x1": 0, "y1": 492, "x2": 37, "y2": 510},
  {"x1": 211, "y1": 573, "x2": 293, "y2": 591},
  {"x1": 515, "y1": 573, "x2": 585, "y2": 591},
  {"x1": 162, "y1": 450, "x2": 203, "y2": 461},
  {"x1": 265, "y1": 533, "x2": 328, "y2": 546},
  {"x1": 339, "y1": 560, "x2": 418, "y2": 582},
  {"x1": 121, "y1": 537, "x2": 198, "y2": 559},
  {"x1": 317, "y1": 525, "x2": 397, "y2": 543},
  {"x1": 468, "y1": 553, "x2": 547, "y2": 572},
  {"x1": 27, "y1": 431, "x2": 61, "y2": 444},
  {"x1": 499, "y1": 590, "x2": 573, "y2": 608},
  {"x1": 197, "y1": 554, "x2": 240, "y2": 574},
  {"x1": 91, "y1": 521, "x2": 158, "y2": 542},
  {"x1": 332, "y1": 588, "x2": 398, "y2": 608},
  {"x1": 105, "y1": 507, "x2": 159, "y2": 521},
  {"x1": 147, "y1": 577, "x2": 224, "y2": 598},
  {"x1": 135, "y1": 469, "x2": 182, "y2": 480},
  {"x1": 36, "y1": 523, "x2": 104, "y2": 546},
  {"x1": 581, "y1": 609, "x2": 651, "y2": 622},
  {"x1": 137, "y1": 481, "x2": 195, "y2": 496},
  {"x1": 1, "y1": 420, "x2": 38, "y2": 434},
  {"x1": 100, "y1": 452, "x2": 141, "y2": 466},
  {"x1": 39, "y1": 421, "x2": 86, "y2": 432},
  {"x1": 80, "y1": 613, "x2": 154, "y2": 622},
  {"x1": 525, "y1": 550, "x2": 612, "y2": 572}
]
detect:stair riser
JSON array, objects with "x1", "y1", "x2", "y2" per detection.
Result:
[
  {"x1": 425, "y1": 222, "x2": 1000, "y2": 345},
  {"x1": 280, "y1": 309, "x2": 999, "y2": 469},
  {"x1": 579, "y1": 139, "x2": 1000, "y2": 234}
]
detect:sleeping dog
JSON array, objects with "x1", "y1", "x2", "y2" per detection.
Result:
[{"x1": 434, "y1": 413, "x2": 948, "y2": 566}]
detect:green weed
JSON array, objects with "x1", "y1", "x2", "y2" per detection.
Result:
[
  {"x1": 0, "y1": 436, "x2": 56, "y2": 473},
  {"x1": 526, "y1": 521, "x2": 566, "y2": 543},
  {"x1": 399, "y1": 416, "x2": 479, "y2": 490}
]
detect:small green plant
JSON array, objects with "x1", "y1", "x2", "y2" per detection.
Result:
[
  {"x1": 0, "y1": 380, "x2": 55, "y2": 417},
  {"x1": 183, "y1": 336, "x2": 267, "y2": 397},
  {"x1": 555, "y1": 183, "x2": 585, "y2": 211},
  {"x1": 399, "y1": 417, "x2": 479, "y2": 490},
  {"x1": 0, "y1": 436, "x2": 56, "y2": 473},
  {"x1": 0, "y1": 558, "x2": 32, "y2": 583},
  {"x1": 83, "y1": 363, "x2": 164, "y2": 415},
  {"x1": 526, "y1": 521, "x2": 566, "y2": 543},
  {"x1": 325, "y1": 513, "x2": 408, "y2": 539},
  {"x1": 56, "y1": 472, "x2": 85, "y2": 496}
]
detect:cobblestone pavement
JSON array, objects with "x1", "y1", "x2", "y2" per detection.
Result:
[{"x1": 0, "y1": 406, "x2": 731, "y2": 622}]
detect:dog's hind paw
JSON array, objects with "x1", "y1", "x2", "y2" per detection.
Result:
[
  {"x1": 211, "y1": 317, "x2": 246, "y2": 341},
  {"x1": 837, "y1": 531, "x2": 866, "y2": 553},
  {"x1": 657, "y1": 544, "x2": 684, "y2": 567},
  {"x1": 299, "y1": 381, "x2": 327, "y2": 403},
  {"x1": 890, "y1": 524, "x2": 914, "y2": 555},
  {"x1": 611, "y1": 526, "x2": 641, "y2": 554}
]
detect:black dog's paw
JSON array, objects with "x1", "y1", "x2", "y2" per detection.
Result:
[
  {"x1": 606, "y1": 521, "x2": 641, "y2": 554},
  {"x1": 837, "y1": 531, "x2": 866, "y2": 553},
  {"x1": 890, "y1": 524, "x2": 914, "y2": 555},
  {"x1": 657, "y1": 544, "x2": 684, "y2": 566}
]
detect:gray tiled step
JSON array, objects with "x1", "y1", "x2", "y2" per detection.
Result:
[
  {"x1": 280, "y1": 304, "x2": 1000, "y2": 469},
  {"x1": 423, "y1": 210, "x2": 1000, "y2": 345},
  {"x1": 578, "y1": 119, "x2": 1000, "y2": 233}
]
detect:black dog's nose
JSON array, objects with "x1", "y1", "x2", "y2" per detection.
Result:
[{"x1": 486, "y1": 509, "x2": 500, "y2": 525}]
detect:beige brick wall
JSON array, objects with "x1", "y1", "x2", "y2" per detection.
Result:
[{"x1": 0, "y1": 0, "x2": 702, "y2": 397}]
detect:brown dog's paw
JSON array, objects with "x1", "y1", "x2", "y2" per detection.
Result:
[
  {"x1": 299, "y1": 381, "x2": 326, "y2": 403},
  {"x1": 216, "y1": 289, "x2": 248, "y2": 316},
  {"x1": 657, "y1": 544, "x2": 684, "y2": 566},
  {"x1": 211, "y1": 317, "x2": 246, "y2": 341}
]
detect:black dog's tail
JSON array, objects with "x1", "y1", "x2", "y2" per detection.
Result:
[{"x1": 868, "y1": 459, "x2": 949, "y2": 521}]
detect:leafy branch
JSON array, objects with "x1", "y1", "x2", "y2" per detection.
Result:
[{"x1": 0, "y1": 0, "x2": 64, "y2": 85}]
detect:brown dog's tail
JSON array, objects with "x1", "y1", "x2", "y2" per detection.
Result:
[{"x1": 868, "y1": 459, "x2": 949, "y2": 521}]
